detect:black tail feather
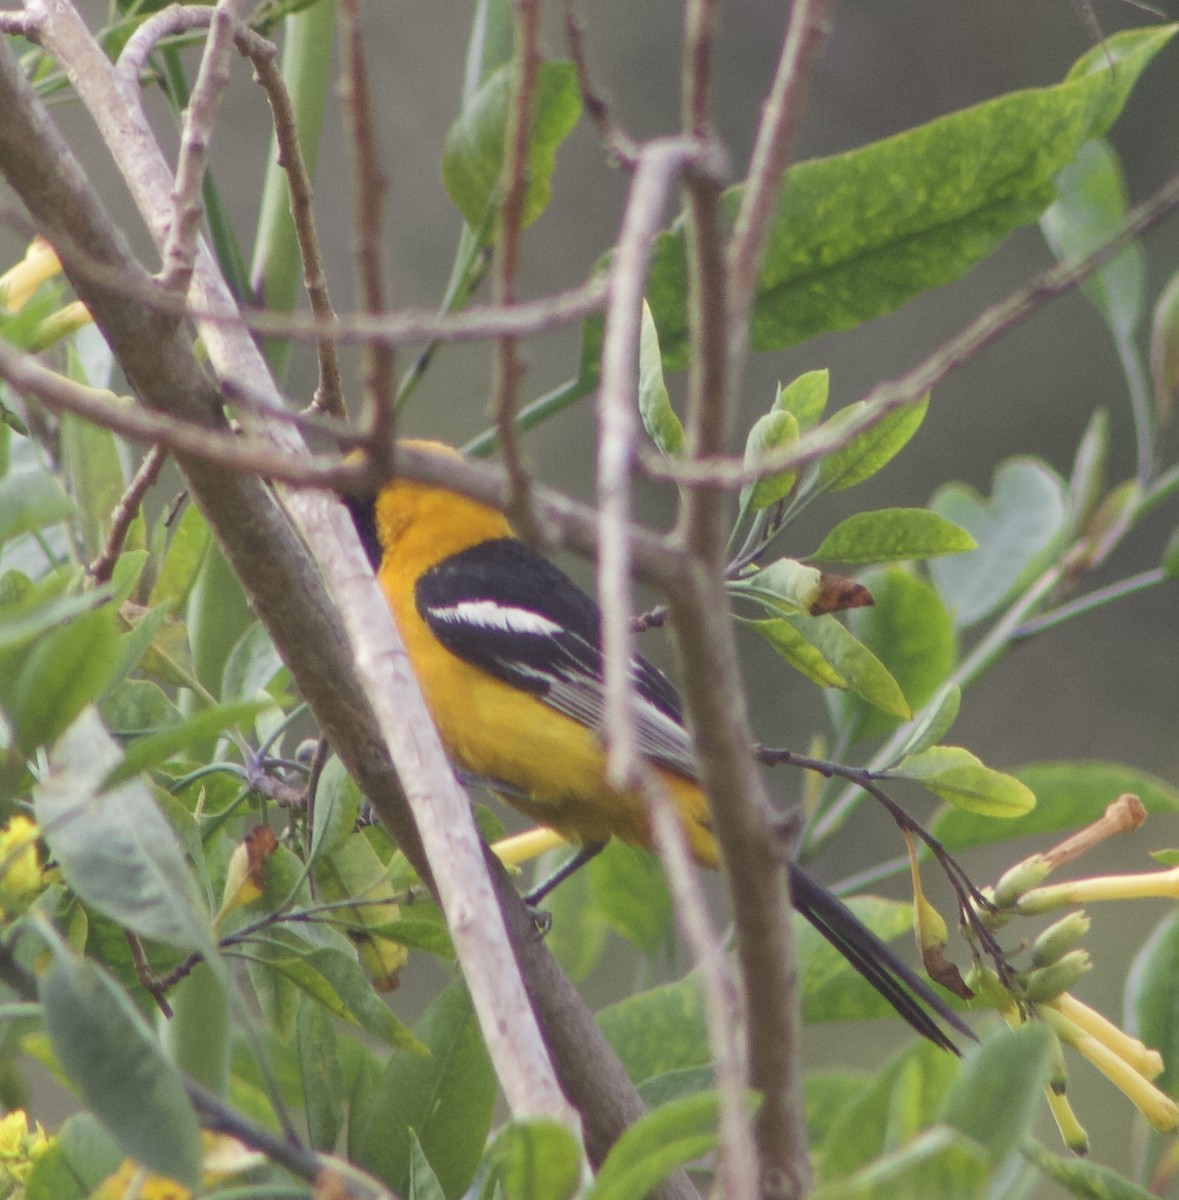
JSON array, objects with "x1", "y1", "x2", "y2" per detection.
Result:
[{"x1": 788, "y1": 863, "x2": 975, "y2": 1054}]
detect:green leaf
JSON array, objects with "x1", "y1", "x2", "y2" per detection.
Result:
[
  {"x1": 109, "y1": 601, "x2": 175, "y2": 690},
  {"x1": 442, "y1": 61, "x2": 581, "y2": 234},
  {"x1": 589, "y1": 1092, "x2": 744, "y2": 1200},
  {"x1": 836, "y1": 568, "x2": 957, "y2": 745},
  {"x1": 597, "y1": 976, "x2": 709, "y2": 1084},
  {"x1": 0, "y1": 468, "x2": 73, "y2": 544},
  {"x1": 784, "y1": 614, "x2": 911, "y2": 718},
  {"x1": 148, "y1": 502, "x2": 210, "y2": 608},
  {"x1": 890, "y1": 745, "x2": 1035, "y2": 818},
  {"x1": 891, "y1": 683, "x2": 962, "y2": 762},
  {"x1": 487, "y1": 1120, "x2": 584, "y2": 1200},
  {"x1": 1066, "y1": 408, "x2": 1110, "y2": 536},
  {"x1": 25, "y1": 1113, "x2": 123, "y2": 1200},
  {"x1": 734, "y1": 556, "x2": 822, "y2": 616},
  {"x1": 816, "y1": 395, "x2": 929, "y2": 494},
  {"x1": 589, "y1": 841, "x2": 671, "y2": 958},
  {"x1": 933, "y1": 761, "x2": 1179, "y2": 852},
  {"x1": 806, "y1": 1070, "x2": 872, "y2": 1156},
  {"x1": 102, "y1": 697, "x2": 272, "y2": 787},
  {"x1": 99, "y1": 677, "x2": 182, "y2": 733},
  {"x1": 638, "y1": 300, "x2": 683, "y2": 457},
  {"x1": 310, "y1": 755, "x2": 363, "y2": 863},
  {"x1": 775, "y1": 368, "x2": 830, "y2": 429},
  {"x1": 811, "y1": 1126, "x2": 988, "y2": 1200},
  {"x1": 1022, "y1": 1138, "x2": 1156, "y2": 1199},
  {"x1": 354, "y1": 981, "x2": 494, "y2": 1198},
  {"x1": 937, "y1": 1022, "x2": 1052, "y2": 1164},
  {"x1": 297, "y1": 995, "x2": 345, "y2": 1152},
  {"x1": 929, "y1": 458, "x2": 1067, "y2": 628},
  {"x1": 1041, "y1": 139, "x2": 1143, "y2": 341},
  {"x1": 109, "y1": 548, "x2": 148, "y2": 606},
  {"x1": 642, "y1": 26, "x2": 1175, "y2": 367},
  {"x1": 638, "y1": 1065, "x2": 717, "y2": 1109},
  {"x1": 40, "y1": 946, "x2": 202, "y2": 1186},
  {"x1": 740, "y1": 408, "x2": 799, "y2": 512},
  {"x1": 253, "y1": 930, "x2": 420, "y2": 1048},
  {"x1": 34, "y1": 707, "x2": 213, "y2": 952},
  {"x1": 1126, "y1": 911, "x2": 1179, "y2": 1097},
  {"x1": 60, "y1": 412, "x2": 126, "y2": 562},
  {"x1": 742, "y1": 615, "x2": 846, "y2": 689},
  {"x1": 408, "y1": 1131, "x2": 448, "y2": 1200},
  {"x1": 8, "y1": 604, "x2": 120, "y2": 753},
  {"x1": 816, "y1": 1040, "x2": 960, "y2": 1184},
  {"x1": 0, "y1": 579, "x2": 100, "y2": 654},
  {"x1": 811, "y1": 510, "x2": 976, "y2": 564},
  {"x1": 221, "y1": 619, "x2": 285, "y2": 702}
]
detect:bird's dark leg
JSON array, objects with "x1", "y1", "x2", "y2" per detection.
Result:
[{"x1": 523, "y1": 842, "x2": 606, "y2": 906}]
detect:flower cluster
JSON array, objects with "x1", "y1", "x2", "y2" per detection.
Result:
[
  {"x1": 972, "y1": 794, "x2": 1179, "y2": 1150},
  {"x1": 0, "y1": 817, "x2": 45, "y2": 918},
  {"x1": 0, "y1": 1111, "x2": 49, "y2": 1199}
]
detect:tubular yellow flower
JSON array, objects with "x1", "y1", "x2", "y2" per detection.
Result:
[
  {"x1": 491, "y1": 825, "x2": 569, "y2": 868},
  {"x1": 1050, "y1": 991, "x2": 1164, "y2": 1081},
  {"x1": 0, "y1": 238, "x2": 61, "y2": 312},
  {"x1": 1044, "y1": 1088, "x2": 1090, "y2": 1156},
  {"x1": 28, "y1": 299, "x2": 93, "y2": 350},
  {"x1": 1017, "y1": 866, "x2": 1179, "y2": 913},
  {"x1": 1042, "y1": 1006, "x2": 1179, "y2": 1133}
]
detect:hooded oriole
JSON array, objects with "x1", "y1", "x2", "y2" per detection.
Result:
[{"x1": 345, "y1": 440, "x2": 970, "y2": 1051}]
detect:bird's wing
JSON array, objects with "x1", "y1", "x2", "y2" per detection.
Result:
[{"x1": 415, "y1": 537, "x2": 699, "y2": 778}]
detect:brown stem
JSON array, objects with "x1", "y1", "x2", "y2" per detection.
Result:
[{"x1": 87, "y1": 443, "x2": 167, "y2": 585}]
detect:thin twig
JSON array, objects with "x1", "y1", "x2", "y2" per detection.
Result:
[
  {"x1": 0, "y1": 199, "x2": 608, "y2": 348},
  {"x1": 337, "y1": 0, "x2": 394, "y2": 461},
  {"x1": 116, "y1": 5, "x2": 215, "y2": 87},
  {"x1": 0, "y1": 11, "x2": 34, "y2": 36},
  {"x1": 0, "y1": 335, "x2": 686, "y2": 590},
  {"x1": 1013, "y1": 567, "x2": 1167, "y2": 641},
  {"x1": 681, "y1": 0, "x2": 719, "y2": 137},
  {"x1": 491, "y1": 0, "x2": 541, "y2": 533},
  {"x1": 160, "y1": 0, "x2": 251, "y2": 296},
  {"x1": 124, "y1": 929, "x2": 174, "y2": 1018},
  {"x1": 755, "y1": 746, "x2": 1008, "y2": 976},
  {"x1": 237, "y1": 27, "x2": 345, "y2": 419},
  {"x1": 300, "y1": 735, "x2": 332, "y2": 859},
  {"x1": 597, "y1": 139, "x2": 704, "y2": 788},
  {"x1": 677, "y1": 4, "x2": 810, "y2": 1187},
  {"x1": 640, "y1": 768, "x2": 753, "y2": 1188},
  {"x1": 563, "y1": 0, "x2": 637, "y2": 165},
  {"x1": 726, "y1": 0, "x2": 832, "y2": 378},
  {"x1": 87, "y1": 443, "x2": 167, "y2": 584}
]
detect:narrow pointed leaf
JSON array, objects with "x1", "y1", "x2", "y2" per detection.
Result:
[
  {"x1": 812, "y1": 509, "x2": 976, "y2": 564},
  {"x1": 891, "y1": 745, "x2": 1035, "y2": 818},
  {"x1": 40, "y1": 950, "x2": 202, "y2": 1186},
  {"x1": 816, "y1": 396, "x2": 929, "y2": 494},
  {"x1": 34, "y1": 707, "x2": 213, "y2": 951}
]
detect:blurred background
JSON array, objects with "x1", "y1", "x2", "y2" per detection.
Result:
[{"x1": 4, "y1": 0, "x2": 1179, "y2": 1176}]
